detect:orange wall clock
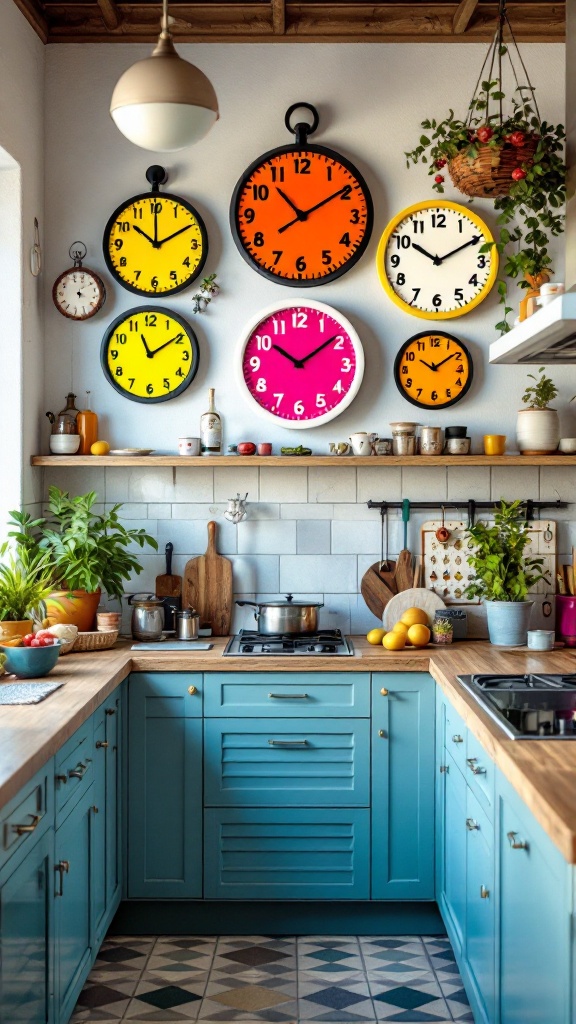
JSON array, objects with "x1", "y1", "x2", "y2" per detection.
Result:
[{"x1": 394, "y1": 331, "x2": 473, "y2": 409}]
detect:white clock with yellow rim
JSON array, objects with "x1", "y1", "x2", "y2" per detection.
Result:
[
  {"x1": 376, "y1": 200, "x2": 498, "y2": 319},
  {"x1": 101, "y1": 307, "x2": 199, "y2": 404}
]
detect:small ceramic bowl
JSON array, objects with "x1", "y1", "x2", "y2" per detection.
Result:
[
  {"x1": 445, "y1": 426, "x2": 467, "y2": 439},
  {"x1": 445, "y1": 437, "x2": 471, "y2": 455},
  {"x1": 559, "y1": 438, "x2": 576, "y2": 454},
  {"x1": 0, "y1": 640, "x2": 64, "y2": 678},
  {"x1": 49, "y1": 434, "x2": 81, "y2": 455}
]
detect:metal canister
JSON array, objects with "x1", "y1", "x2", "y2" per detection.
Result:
[
  {"x1": 128, "y1": 594, "x2": 165, "y2": 641},
  {"x1": 420, "y1": 426, "x2": 443, "y2": 456},
  {"x1": 176, "y1": 609, "x2": 200, "y2": 640}
]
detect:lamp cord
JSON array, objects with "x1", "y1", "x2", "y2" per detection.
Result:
[{"x1": 161, "y1": 0, "x2": 169, "y2": 36}]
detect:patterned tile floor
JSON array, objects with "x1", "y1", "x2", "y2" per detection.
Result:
[{"x1": 71, "y1": 934, "x2": 474, "y2": 1024}]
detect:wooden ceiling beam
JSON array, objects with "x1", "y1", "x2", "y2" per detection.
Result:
[
  {"x1": 11, "y1": 0, "x2": 49, "y2": 43},
  {"x1": 97, "y1": 0, "x2": 122, "y2": 30},
  {"x1": 452, "y1": 0, "x2": 479, "y2": 33},
  {"x1": 271, "y1": 0, "x2": 286, "y2": 34}
]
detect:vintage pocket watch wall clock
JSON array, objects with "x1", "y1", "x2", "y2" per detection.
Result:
[
  {"x1": 101, "y1": 306, "x2": 199, "y2": 404},
  {"x1": 394, "y1": 331, "x2": 473, "y2": 409},
  {"x1": 230, "y1": 103, "x2": 373, "y2": 286},
  {"x1": 52, "y1": 241, "x2": 106, "y2": 320},
  {"x1": 377, "y1": 200, "x2": 498, "y2": 319},
  {"x1": 103, "y1": 165, "x2": 208, "y2": 297},
  {"x1": 237, "y1": 299, "x2": 364, "y2": 427}
]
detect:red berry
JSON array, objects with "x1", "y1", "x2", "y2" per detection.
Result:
[
  {"x1": 476, "y1": 126, "x2": 494, "y2": 143},
  {"x1": 511, "y1": 167, "x2": 527, "y2": 181},
  {"x1": 435, "y1": 158, "x2": 446, "y2": 169},
  {"x1": 509, "y1": 131, "x2": 525, "y2": 147},
  {"x1": 434, "y1": 174, "x2": 445, "y2": 184},
  {"x1": 30, "y1": 638, "x2": 42, "y2": 647},
  {"x1": 22, "y1": 633, "x2": 35, "y2": 646}
]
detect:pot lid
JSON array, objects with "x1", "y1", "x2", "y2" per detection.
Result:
[{"x1": 257, "y1": 594, "x2": 323, "y2": 608}]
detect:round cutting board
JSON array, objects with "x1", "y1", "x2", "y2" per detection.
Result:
[{"x1": 383, "y1": 587, "x2": 446, "y2": 630}]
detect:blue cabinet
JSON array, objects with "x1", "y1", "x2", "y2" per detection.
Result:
[
  {"x1": 127, "y1": 673, "x2": 203, "y2": 898},
  {"x1": 371, "y1": 673, "x2": 435, "y2": 899},
  {"x1": 92, "y1": 692, "x2": 122, "y2": 944},
  {"x1": 465, "y1": 789, "x2": 495, "y2": 1024}
]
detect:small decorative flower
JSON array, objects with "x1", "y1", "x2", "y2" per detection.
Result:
[
  {"x1": 509, "y1": 130, "x2": 526, "y2": 147},
  {"x1": 435, "y1": 158, "x2": 446, "y2": 169},
  {"x1": 511, "y1": 167, "x2": 527, "y2": 181},
  {"x1": 434, "y1": 174, "x2": 445, "y2": 184},
  {"x1": 476, "y1": 125, "x2": 494, "y2": 143}
]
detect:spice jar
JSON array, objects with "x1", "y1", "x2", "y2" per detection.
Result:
[
  {"x1": 419, "y1": 426, "x2": 443, "y2": 456},
  {"x1": 390, "y1": 422, "x2": 418, "y2": 456}
]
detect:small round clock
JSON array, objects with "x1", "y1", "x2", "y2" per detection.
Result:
[
  {"x1": 377, "y1": 200, "x2": 498, "y2": 319},
  {"x1": 103, "y1": 165, "x2": 208, "y2": 297},
  {"x1": 237, "y1": 300, "x2": 364, "y2": 427},
  {"x1": 52, "y1": 242, "x2": 106, "y2": 321},
  {"x1": 101, "y1": 306, "x2": 199, "y2": 404},
  {"x1": 230, "y1": 103, "x2": 373, "y2": 286},
  {"x1": 394, "y1": 331, "x2": 473, "y2": 409}
]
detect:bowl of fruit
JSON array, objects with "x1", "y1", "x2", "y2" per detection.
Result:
[
  {"x1": 0, "y1": 631, "x2": 65, "y2": 678},
  {"x1": 367, "y1": 607, "x2": 431, "y2": 651}
]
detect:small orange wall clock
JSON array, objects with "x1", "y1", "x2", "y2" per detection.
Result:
[
  {"x1": 394, "y1": 331, "x2": 473, "y2": 409},
  {"x1": 230, "y1": 103, "x2": 374, "y2": 286}
]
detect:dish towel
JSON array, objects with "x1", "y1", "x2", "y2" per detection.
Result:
[{"x1": 0, "y1": 681, "x2": 64, "y2": 704}]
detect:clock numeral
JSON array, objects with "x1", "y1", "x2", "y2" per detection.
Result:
[
  {"x1": 432, "y1": 294, "x2": 442, "y2": 308},
  {"x1": 146, "y1": 384, "x2": 154, "y2": 395},
  {"x1": 430, "y1": 338, "x2": 441, "y2": 348},
  {"x1": 333, "y1": 336, "x2": 344, "y2": 350},
  {"x1": 430, "y1": 213, "x2": 446, "y2": 228},
  {"x1": 412, "y1": 220, "x2": 424, "y2": 233},
  {"x1": 416, "y1": 388, "x2": 423, "y2": 397},
  {"x1": 175, "y1": 368, "x2": 185, "y2": 378},
  {"x1": 175, "y1": 334, "x2": 184, "y2": 344},
  {"x1": 410, "y1": 288, "x2": 421, "y2": 305},
  {"x1": 405, "y1": 377, "x2": 413, "y2": 388},
  {"x1": 273, "y1": 393, "x2": 284, "y2": 408},
  {"x1": 244, "y1": 207, "x2": 255, "y2": 224},
  {"x1": 254, "y1": 232, "x2": 265, "y2": 248},
  {"x1": 455, "y1": 377, "x2": 462, "y2": 386},
  {"x1": 250, "y1": 356, "x2": 261, "y2": 371},
  {"x1": 455, "y1": 352, "x2": 462, "y2": 360},
  {"x1": 150, "y1": 202, "x2": 162, "y2": 214},
  {"x1": 132, "y1": 207, "x2": 143, "y2": 219},
  {"x1": 129, "y1": 320, "x2": 139, "y2": 332},
  {"x1": 272, "y1": 251, "x2": 283, "y2": 266},
  {"x1": 256, "y1": 377, "x2": 267, "y2": 392},
  {"x1": 469, "y1": 274, "x2": 478, "y2": 287},
  {"x1": 256, "y1": 334, "x2": 272, "y2": 350},
  {"x1": 339, "y1": 233, "x2": 350, "y2": 247},
  {"x1": 115, "y1": 333, "x2": 127, "y2": 344},
  {"x1": 110, "y1": 349, "x2": 118, "y2": 360},
  {"x1": 182, "y1": 258, "x2": 190, "y2": 268},
  {"x1": 173, "y1": 204, "x2": 179, "y2": 218},
  {"x1": 417, "y1": 341, "x2": 425, "y2": 351},
  {"x1": 114, "y1": 239, "x2": 123, "y2": 250},
  {"x1": 321, "y1": 250, "x2": 332, "y2": 266},
  {"x1": 182, "y1": 351, "x2": 190, "y2": 361},
  {"x1": 405, "y1": 351, "x2": 415, "y2": 361},
  {"x1": 270, "y1": 165, "x2": 285, "y2": 182},
  {"x1": 458, "y1": 218, "x2": 464, "y2": 233},
  {"x1": 115, "y1": 366, "x2": 123, "y2": 377},
  {"x1": 128, "y1": 378, "x2": 135, "y2": 389},
  {"x1": 478, "y1": 254, "x2": 487, "y2": 268},
  {"x1": 190, "y1": 240, "x2": 198, "y2": 250},
  {"x1": 396, "y1": 273, "x2": 405, "y2": 286},
  {"x1": 395, "y1": 235, "x2": 411, "y2": 249},
  {"x1": 350, "y1": 209, "x2": 360, "y2": 224},
  {"x1": 316, "y1": 394, "x2": 326, "y2": 408},
  {"x1": 272, "y1": 319, "x2": 285, "y2": 335},
  {"x1": 163, "y1": 379, "x2": 170, "y2": 389},
  {"x1": 446, "y1": 389, "x2": 452, "y2": 398},
  {"x1": 119, "y1": 257, "x2": 127, "y2": 267},
  {"x1": 293, "y1": 158, "x2": 311, "y2": 174},
  {"x1": 252, "y1": 184, "x2": 269, "y2": 201},
  {"x1": 390, "y1": 254, "x2": 400, "y2": 268},
  {"x1": 134, "y1": 270, "x2": 141, "y2": 280},
  {"x1": 170, "y1": 271, "x2": 178, "y2": 281},
  {"x1": 295, "y1": 256, "x2": 307, "y2": 272},
  {"x1": 454, "y1": 288, "x2": 464, "y2": 302},
  {"x1": 340, "y1": 185, "x2": 352, "y2": 201},
  {"x1": 116, "y1": 222, "x2": 130, "y2": 232},
  {"x1": 431, "y1": 391, "x2": 438, "y2": 401},
  {"x1": 333, "y1": 380, "x2": 343, "y2": 393},
  {"x1": 294, "y1": 400, "x2": 304, "y2": 415},
  {"x1": 401, "y1": 365, "x2": 408, "y2": 375},
  {"x1": 292, "y1": 311, "x2": 308, "y2": 329},
  {"x1": 144, "y1": 314, "x2": 157, "y2": 327},
  {"x1": 341, "y1": 358, "x2": 352, "y2": 373},
  {"x1": 327, "y1": 166, "x2": 332, "y2": 181},
  {"x1": 151, "y1": 276, "x2": 159, "y2": 289}
]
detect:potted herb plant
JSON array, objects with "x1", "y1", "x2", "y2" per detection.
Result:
[
  {"x1": 465, "y1": 500, "x2": 549, "y2": 646},
  {"x1": 517, "y1": 368, "x2": 559, "y2": 454},
  {"x1": 0, "y1": 548, "x2": 54, "y2": 640},
  {"x1": 7, "y1": 488, "x2": 157, "y2": 632}
]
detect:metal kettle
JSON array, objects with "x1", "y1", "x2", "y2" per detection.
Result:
[{"x1": 128, "y1": 593, "x2": 164, "y2": 641}]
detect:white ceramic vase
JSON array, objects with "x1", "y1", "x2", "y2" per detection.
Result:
[{"x1": 516, "y1": 408, "x2": 559, "y2": 454}]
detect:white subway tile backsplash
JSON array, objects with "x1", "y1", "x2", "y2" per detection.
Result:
[
  {"x1": 106, "y1": 468, "x2": 173, "y2": 503},
  {"x1": 260, "y1": 467, "x2": 307, "y2": 503},
  {"x1": 281, "y1": 503, "x2": 334, "y2": 520},
  {"x1": 319, "y1": 595, "x2": 351, "y2": 634},
  {"x1": 401, "y1": 466, "x2": 447, "y2": 501},
  {"x1": 45, "y1": 466, "x2": 106, "y2": 500},
  {"x1": 173, "y1": 467, "x2": 214, "y2": 502},
  {"x1": 157, "y1": 517, "x2": 237, "y2": 555},
  {"x1": 540, "y1": 466, "x2": 576, "y2": 503},
  {"x1": 280, "y1": 555, "x2": 357, "y2": 593},
  {"x1": 491, "y1": 465, "x2": 539, "y2": 501},
  {"x1": 332, "y1": 504, "x2": 380, "y2": 521},
  {"x1": 308, "y1": 467, "x2": 356, "y2": 503},
  {"x1": 172, "y1": 503, "x2": 227, "y2": 519},
  {"x1": 214, "y1": 465, "x2": 258, "y2": 501},
  {"x1": 231, "y1": 556, "x2": 280, "y2": 594},
  {"x1": 246, "y1": 503, "x2": 280, "y2": 520},
  {"x1": 106, "y1": 502, "x2": 148, "y2": 519},
  {"x1": 357, "y1": 466, "x2": 402, "y2": 504},
  {"x1": 148, "y1": 503, "x2": 172, "y2": 519},
  {"x1": 350, "y1": 595, "x2": 383, "y2": 634},
  {"x1": 237, "y1": 520, "x2": 297, "y2": 555},
  {"x1": 447, "y1": 466, "x2": 491, "y2": 501},
  {"x1": 296, "y1": 520, "x2": 331, "y2": 555},
  {"x1": 332, "y1": 520, "x2": 381, "y2": 554}
]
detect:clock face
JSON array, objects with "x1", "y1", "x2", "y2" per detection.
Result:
[
  {"x1": 238, "y1": 300, "x2": 364, "y2": 427},
  {"x1": 377, "y1": 201, "x2": 498, "y2": 318},
  {"x1": 394, "y1": 332, "x2": 473, "y2": 409},
  {"x1": 52, "y1": 267, "x2": 105, "y2": 320},
  {"x1": 103, "y1": 191, "x2": 207, "y2": 297},
  {"x1": 101, "y1": 307, "x2": 199, "y2": 403},
  {"x1": 231, "y1": 145, "x2": 373, "y2": 286}
]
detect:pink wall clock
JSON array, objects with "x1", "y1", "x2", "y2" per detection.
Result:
[{"x1": 237, "y1": 300, "x2": 365, "y2": 428}]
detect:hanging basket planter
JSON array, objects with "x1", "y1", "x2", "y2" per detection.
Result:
[{"x1": 448, "y1": 134, "x2": 539, "y2": 198}]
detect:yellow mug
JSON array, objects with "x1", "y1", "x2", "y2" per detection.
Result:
[{"x1": 484, "y1": 434, "x2": 506, "y2": 456}]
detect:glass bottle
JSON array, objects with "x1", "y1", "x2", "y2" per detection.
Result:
[
  {"x1": 77, "y1": 391, "x2": 99, "y2": 455},
  {"x1": 200, "y1": 388, "x2": 222, "y2": 456}
]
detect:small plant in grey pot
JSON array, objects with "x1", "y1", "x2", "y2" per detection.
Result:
[{"x1": 432, "y1": 617, "x2": 454, "y2": 645}]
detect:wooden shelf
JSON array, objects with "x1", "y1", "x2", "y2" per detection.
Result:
[{"x1": 30, "y1": 454, "x2": 576, "y2": 468}]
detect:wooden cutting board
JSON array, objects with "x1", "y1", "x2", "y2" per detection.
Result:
[
  {"x1": 383, "y1": 587, "x2": 446, "y2": 631},
  {"x1": 360, "y1": 562, "x2": 397, "y2": 620},
  {"x1": 182, "y1": 521, "x2": 233, "y2": 636},
  {"x1": 155, "y1": 542, "x2": 181, "y2": 599}
]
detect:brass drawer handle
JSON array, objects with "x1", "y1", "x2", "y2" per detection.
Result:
[
  {"x1": 466, "y1": 818, "x2": 480, "y2": 831},
  {"x1": 466, "y1": 757, "x2": 486, "y2": 776},
  {"x1": 188, "y1": 685, "x2": 197, "y2": 695},
  {"x1": 96, "y1": 740, "x2": 109, "y2": 749},
  {"x1": 68, "y1": 762, "x2": 89, "y2": 780},
  {"x1": 452, "y1": 734, "x2": 464, "y2": 744},
  {"x1": 507, "y1": 830, "x2": 528, "y2": 850},
  {"x1": 380, "y1": 688, "x2": 389, "y2": 696},
  {"x1": 267, "y1": 739, "x2": 308, "y2": 747},
  {"x1": 439, "y1": 765, "x2": 449, "y2": 774},
  {"x1": 480, "y1": 885, "x2": 490, "y2": 899},
  {"x1": 268, "y1": 693, "x2": 309, "y2": 699},
  {"x1": 11, "y1": 814, "x2": 40, "y2": 836},
  {"x1": 55, "y1": 860, "x2": 69, "y2": 897}
]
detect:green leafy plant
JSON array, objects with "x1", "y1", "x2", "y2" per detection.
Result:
[
  {"x1": 6, "y1": 488, "x2": 158, "y2": 602},
  {"x1": 432, "y1": 617, "x2": 453, "y2": 635},
  {"x1": 465, "y1": 499, "x2": 549, "y2": 603},
  {"x1": 521, "y1": 367, "x2": 558, "y2": 409},
  {"x1": 0, "y1": 549, "x2": 54, "y2": 622}
]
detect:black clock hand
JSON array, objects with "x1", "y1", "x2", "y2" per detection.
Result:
[
  {"x1": 412, "y1": 243, "x2": 442, "y2": 266},
  {"x1": 433, "y1": 353, "x2": 457, "y2": 370},
  {"x1": 300, "y1": 335, "x2": 339, "y2": 364},
  {"x1": 272, "y1": 343, "x2": 303, "y2": 368},
  {"x1": 438, "y1": 235, "x2": 480, "y2": 261},
  {"x1": 276, "y1": 188, "x2": 307, "y2": 221},
  {"x1": 132, "y1": 224, "x2": 157, "y2": 246},
  {"x1": 141, "y1": 333, "x2": 153, "y2": 358},
  {"x1": 278, "y1": 186, "x2": 350, "y2": 234},
  {"x1": 153, "y1": 204, "x2": 159, "y2": 248},
  {"x1": 149, "y1": 333, "x2": 184, "y2": 357},
  {"x1": 157, "y1": 225, "x2": 193, "y2": 246},
  {"x1": 419, "y1": 358, "x2": 438, "y2": 371}
]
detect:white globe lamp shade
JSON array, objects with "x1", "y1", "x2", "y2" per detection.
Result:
[{"x1": 110, "y1": 35, "x2": 218, "y2": 152}]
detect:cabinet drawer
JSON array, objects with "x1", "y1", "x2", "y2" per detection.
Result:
[
  {"x1": 55, "y1": 720, "x2": 94, "y2": 824},
  {"x1": 205, "y1": 807, "x2": 370, "y2": 899},
  {"x1": 0, "y1": 762, "x2": 53, "y2": 875},
  {"x1": 129, "y1": 672, "x2": 202, "y2": 717},
  {"x1": 204, "y1": 673, "x2": 370, "y2": 718},
  {"x1": 204, "y1": 719, "x2": 370, "y2": 807},
  {"x1": 465, "y1": 730, "x2": 495, "y2": 820},
  {"x1": 444, "y1": 702, "x2": 467, "y2": 776},
  {"x1": 465, "y1": 788, "x2": 495, "y2": 1024}
]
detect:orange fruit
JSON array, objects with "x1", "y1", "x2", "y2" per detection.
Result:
[
  {"x1": 391, "y1": 621, "x2": 409, "y2": 635},
  {"x1": 367, "y1": 628, "x2": 386, "y2": 645},
  {"x1": 400, "y1": 607, "x2": 429, "y2": 627},
  {"x1": 0, "y1": 637, "x2": 23, "y2": 647},
  {"x1": 382, "y1": 631, "x2": 406, "y2": 651},
  {"x1": 407, "y1": 623, "x2": 431, "y2": 647},
  {"x1": 91, "y1": 440, "x2": 110, "y2": 456}
]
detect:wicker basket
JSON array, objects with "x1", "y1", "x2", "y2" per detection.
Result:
[
  {"x1": 71, "y1": 629, "x2": 119, "y2": 653},
  {"x1": 448, "y1": 136, "x2": 539, "y2": 198}
]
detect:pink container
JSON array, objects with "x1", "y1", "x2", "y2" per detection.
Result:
[{"x1": 555, "y1": 595, "x2": 576, "y2": 646}]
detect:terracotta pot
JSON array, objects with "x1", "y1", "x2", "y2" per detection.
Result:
[
  {"x1": 516, "y1": 408, "x2": 560, "y2": 455},
  {"x1": 0, "y1": 619, "x2": 33, "y2": 641},
  {"x1": 45, "y1": 589, "x2": 101, "y2": 632}
]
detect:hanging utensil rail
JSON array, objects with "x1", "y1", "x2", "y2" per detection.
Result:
[{"x1": 366, "y1": 499, "x2": 567, "y2": 527}]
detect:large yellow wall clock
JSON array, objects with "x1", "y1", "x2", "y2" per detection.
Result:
[
  {"x1": 101, "y1": 307, "x2": 200, "y2": 404},
  {"x1": 376, "y1": 200, "x2": 498, "y2": 319},
  {"x1": 103, "y1": 165, "x2": 208, "y2": 297}
]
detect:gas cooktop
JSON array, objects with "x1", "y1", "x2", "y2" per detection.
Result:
[
  {"x1": 223, "y1": 629, "x2": 354, "y2": 657},
  {"x1": 457, "y1": 673, "x2": 576, "y2": 739}
]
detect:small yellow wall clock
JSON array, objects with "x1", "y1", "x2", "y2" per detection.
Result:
[
  {"x1": 101, "y1": 307, "x2": 200, "y2": 404},
  {"x1": 394, "y1": 331, "x2": 473, "y2": 410},
  {"x1": 376, "y1": 200, "x2": 498, "y2": 319},
  {"x1": 103, "y1": 165, "x2": 208, "y2": 297}
]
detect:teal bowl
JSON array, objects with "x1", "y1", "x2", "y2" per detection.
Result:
[{"x1": 0, "y1": 641, "x2": 64, "y2": 679}]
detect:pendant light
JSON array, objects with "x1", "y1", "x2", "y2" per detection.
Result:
[{"x1": 110, "y1": 0, "x2": 219, "y2": 152}]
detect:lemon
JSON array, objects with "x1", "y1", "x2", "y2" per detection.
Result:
[
  {"x1": 382, "y1": 631, "x2": 406, "y2": 651},
  {"x1": 367, "y1": 628, "x2": 386, "y2": 645},
  {"x1": 391, "y1": 621, "x2": 409, "y2": 635},
  {"x1": 91, "y1": 441, "x2": 110, "y2": 456},
  {"x1": 400, "y1": 606, "x2": 429, "y2": 627},
  {"x1": 407, "y1": 623, "x2": 431, "y2": 647}
]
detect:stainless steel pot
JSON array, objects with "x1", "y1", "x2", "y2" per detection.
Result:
[
  {"x1": 236, "y1": 594, "x2": 323, "y2": 634},
  {"x1": 128, "y1": 593, "x2": 164, "y2": 641}
]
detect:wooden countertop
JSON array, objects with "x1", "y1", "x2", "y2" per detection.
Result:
[{"x1": 2, "y1": 638, "x2": 576, "y2": 862}]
